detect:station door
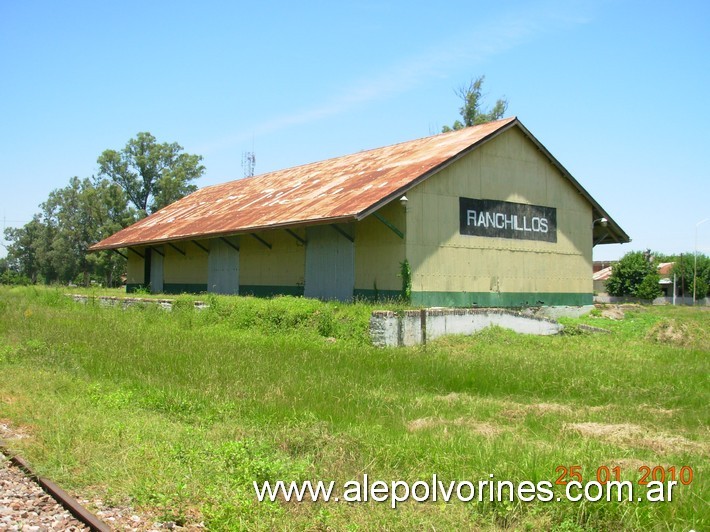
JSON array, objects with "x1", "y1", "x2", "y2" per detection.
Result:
[
  {"x1": 304, "y1": 225, "x2": 354, "y2": 301},
  {"x1": 208, "y1": 239, "x2": 239, "y2": 294}
]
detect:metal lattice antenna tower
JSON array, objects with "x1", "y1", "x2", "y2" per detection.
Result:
[{"x1": 242, "y1": 151, "x2": 256, "y2": 178}]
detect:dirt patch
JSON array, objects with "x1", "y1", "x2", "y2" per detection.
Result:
[
  {"x1": 600, "y1": 306, "x2": 625, "y2": 320},
  {"x1": 407, "y1": 417, "x2": 503, "y2": 438},
  {"x1": 566, "y1": 422, "x2": 707, "y2": 455},
  {"x1": 645, "y1": 319, "x2": 692, "y2": 346},
  {"x1": 621, "y1": 304, "x2": 648, "y2": 311},
  {"x1": 0, "y1": 421, "x2": 32, "y2": 441}
]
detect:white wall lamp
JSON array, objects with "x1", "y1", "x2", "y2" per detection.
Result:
[{"x1": 592, "y1": 217, "x2": 608, "y2": 247}]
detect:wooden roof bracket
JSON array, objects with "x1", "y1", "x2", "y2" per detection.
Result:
[
  {"x1": 220, "y1": 237, "x2": 240, "y2": 252},
  {"x1": 593, "y1": 234, "x2": 608, "y2": 247},
  {"x1": 250, "y1": 233, "x2": 272, "y2": 249},
  {"x1": 192, "y1": 240, "x2": 209, "y2": 253},
  {"x1": 169, "y1": 243, "x2": 186, "y2": 256},
  {"x1": 285, "y1": 228, "x2": 307, "y2": 245},
  {"x1": 330, "y1": 224, "x2": 354, "y2": 242},
  {"x1": 372, "y1": 212, "x2": 404, "y2": 239}
]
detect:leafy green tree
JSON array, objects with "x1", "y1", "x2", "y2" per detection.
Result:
[
  {"x1": 3, "y1": 217, "x2": 49, "y2": 283},
  {"x1": 442, "y1": 76, "x2": 508, "y2": 132},
  {"x1": 97, "y1": 132, "x2": 205, "y2": 216},
  {"x1": 6, "y1": 177, "x2": 134, "y2": 286},
  {"x1": 635, "y1": 271, "x2": 662, "y2": 300},
  {"x1": 606, "y1": 250, "x2": 661, "y2": 299},
  {"x1": 672, "y1": 253, "x2": 710, "y2": 299},
  {"x1": 41, "y1": 177, "x2": 134, "y2": 285},
  {"x1": 0, "y1": 256, "x2": 31, "y2": 285},
  {"x1": 5, "y1": 133, "x2": 203, "y2": 287}
]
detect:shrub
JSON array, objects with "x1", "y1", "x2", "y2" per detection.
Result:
[{"x1": 606, "y1": 251, "x2": 658, "y2": 298}]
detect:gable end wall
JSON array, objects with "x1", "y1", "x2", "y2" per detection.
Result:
[{"x1": 405, "y1": 127, "x2": 593, "y2": 307}]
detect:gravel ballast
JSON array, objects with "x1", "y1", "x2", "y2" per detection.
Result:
[{"x1": 0, "y1": 451, "x2": 88, "y2": 531}]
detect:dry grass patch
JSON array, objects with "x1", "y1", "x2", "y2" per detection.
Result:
[
  {"x1": 604, "y1": 457, "x2": 648, "y2": 471},
  {"x1": 566, "y1": 422, "x2": 708, "y2": 455},
  {"x1": 646, "y1": 319, "x2": 693, "y2": 346},
  {"x1": 431, "y1": 392, "x2": 469, "y2": 404},
  {"x1": 638, "y1": 404, "x2": 677, "y2": 417},
  {"x1": 501, "y1": 402, "x2": 577, "y2": 421},
  {"x1": 407, "y1": 417, "x2": 503, "y2": 438}
]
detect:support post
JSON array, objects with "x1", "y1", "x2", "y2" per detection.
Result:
[{"x1": 420, "y1": 308, "x2": 427, "y2": 347}]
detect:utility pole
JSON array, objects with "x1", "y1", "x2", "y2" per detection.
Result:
[
  {"x1": 681, "y1": 253, "x2": 685, "y2": 302},
  {"x1": 694, "y1": 218, "x2": 710, "y2": 305}
]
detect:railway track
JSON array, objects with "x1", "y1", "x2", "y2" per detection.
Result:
[
  {"x1": 0, "y1": 423, "x2": 203, "y2": 531},
  {"x1": 0, "y1": 442, "x2": 109, "y2": 531}
]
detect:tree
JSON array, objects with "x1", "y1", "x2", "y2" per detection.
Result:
[
  {"x1": 3, "y1": 217, "x2": 48, "y2": 283},
  {"x1": 672, "y1": 253, "x2": 710, "y2": 299},
  {"x1": 606, "y1": 250, "x2": 662, "y2": 299},
  {"x1": 40, "y1": 177, "x2": 134, "y2": 286},
  {"x1": 97, "y1": 132, "x2": 205, "y2": 217},
  {"x1": 0, "y1": 256, "x2": 31, "y2": 285},
  {"x1": 442, "y1": 76, "x2": 508, "y2": 132},
  {"x1": 5, "y1": 177, "x2": 134, "y2": 286}
]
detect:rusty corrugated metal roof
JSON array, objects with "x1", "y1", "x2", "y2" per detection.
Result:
[
  {"x1": 90, "y1": 116, "x2": 630, "y2": 250},
  {"x1": 657, "y1": 262, "x2": 675, "y2": 276},
  {"x1": 91, "y1": 118, "x2": 517, "y2": 250},
  {"x1": 592, "y1": 266, "x2": 613, "y2": 281}
]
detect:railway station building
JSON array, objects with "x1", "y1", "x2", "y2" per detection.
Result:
[{"x1": 90, "y1": 117, "x2": 629, "y2": 307}]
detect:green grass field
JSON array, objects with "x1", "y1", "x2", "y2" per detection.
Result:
[{"x1": 0, "y1": 286, "x2": 707, "y2": 530}]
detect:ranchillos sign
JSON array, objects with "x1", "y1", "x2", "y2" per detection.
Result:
[{"x1": 459, "y1": 197, "x2": 557, "y2": 243}]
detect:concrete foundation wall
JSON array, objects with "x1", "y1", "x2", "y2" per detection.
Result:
[
  {"x1": 370, "y1": 308, "x2": 562, "y2": 347},
  {"x1": 594, "y1": 295, "x2": 710, "y2": 306}
]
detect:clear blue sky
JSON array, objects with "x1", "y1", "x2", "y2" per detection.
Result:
[{"x1": 1, "y1": 0, "x2": 708, "y2": 261}]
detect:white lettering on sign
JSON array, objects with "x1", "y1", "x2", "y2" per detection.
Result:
[
  {"x1": 466, "y1": 210, "x2": 549, "y2": 234},
  {"x1": 459, "y1": 197, "x2": 557, "y2": 243}
]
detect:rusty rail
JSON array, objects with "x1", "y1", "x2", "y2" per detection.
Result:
[{"x1": 0, "y1": 439, "x2": 111, "y2": 532}]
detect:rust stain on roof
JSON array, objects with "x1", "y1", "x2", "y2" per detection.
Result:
[
  {"x1": 91, "y1": 116, "x2": 630, "y2": 250},
  {"x1": 91, "y1": 118, "x2": 516, "y2": 250}
]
